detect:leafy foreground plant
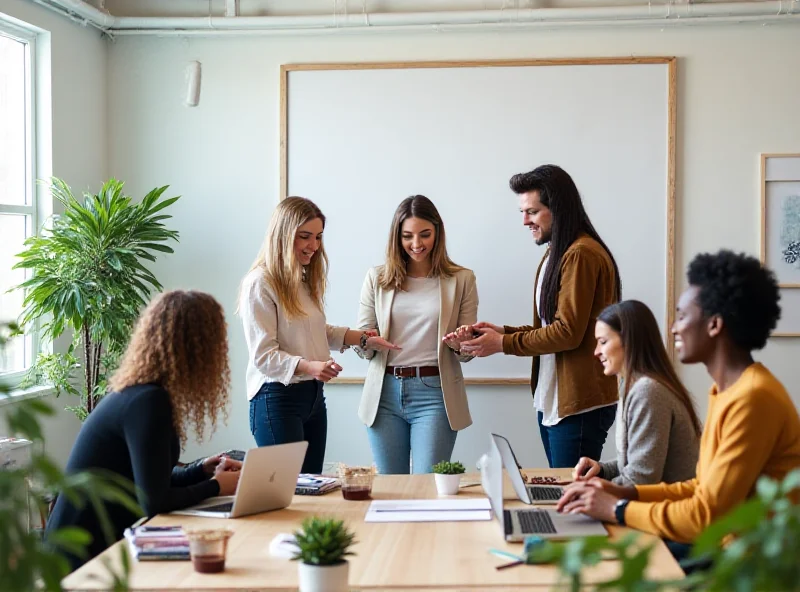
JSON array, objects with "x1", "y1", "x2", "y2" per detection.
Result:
[
  {"x1": 292, "y1": 517, "x2": 356, "y2": 566},
  {"x1": 525, "y1": 469, "x2": 800, "y2": 592},
  {"x1": 526, "y1": 533, "x2": 663, "y2": 592},
  {"x1": 14, "y1": 177, "x2": 180, "y2": 420},
  {"x1": 1, "y1": 323, "x2": 141, "y2": 591},
  {"x1": 691, "y1": 468, "x2": 800, "y2": 592}
]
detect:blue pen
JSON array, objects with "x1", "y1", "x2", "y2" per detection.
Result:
[{"x1": 489, "y1": 548, "x2": 524, "y2": 561}]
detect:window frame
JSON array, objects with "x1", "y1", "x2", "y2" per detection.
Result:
[{"x1": 0, "y1": 21, "x2": 40, "y2": 390}]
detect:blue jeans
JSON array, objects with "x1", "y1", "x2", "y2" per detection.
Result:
[
  {"x1": 537, "y1": 405, "x2": 617, "y2": 468},
  {"x1": 249, "y1": 380, "x2": 327, "y2": 474},
  {"x1": 367, "y1": 375, "x2": 457, "y2": 474}
]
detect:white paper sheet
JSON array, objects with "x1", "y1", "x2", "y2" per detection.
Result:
[{"x1": 364, "y1": 498, "x2": 492, "y2": 523}]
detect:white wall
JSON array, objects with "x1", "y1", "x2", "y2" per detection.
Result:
[
  {"x1": 106, "y1": 23, "x2": 800, "y2": 468},
  {"x1": 0, "y1": 0, "x2": 108, "y2": 467}
]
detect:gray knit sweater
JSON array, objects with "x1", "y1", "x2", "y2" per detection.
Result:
[{"x1": 599, "y1": 376, "x2": 700, "y2": 486}]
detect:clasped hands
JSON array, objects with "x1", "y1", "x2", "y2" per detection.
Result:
[
  {"x1": 441, "y1": 321, "x2": 505, "y2": 357},
  {"x1": 203, "y1": 453, "x2": 243, "y2": 496}
]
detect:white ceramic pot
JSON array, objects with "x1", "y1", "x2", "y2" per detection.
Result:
[
  {"x1": 298, "y1": 560, "x2": 349, "y2": 592},
  {"x1": 434, "y1": 473, "x2": 461, "y2": 496}
]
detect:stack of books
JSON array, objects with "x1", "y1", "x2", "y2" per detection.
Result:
[
  {"x1": 296, "y1": 474, "x2": 340, "y2": 496},
  {"x1": 123, "y1": 525, "x2": 190, "y2": 561}
]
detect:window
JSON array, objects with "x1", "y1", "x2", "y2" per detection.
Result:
[{"x1": 0, "y1": 24, "x2": 37, "y2": 387}]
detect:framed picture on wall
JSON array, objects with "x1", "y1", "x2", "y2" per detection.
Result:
[{"x1": 761, "y1": 153, "x2": 800, "y2": 337}]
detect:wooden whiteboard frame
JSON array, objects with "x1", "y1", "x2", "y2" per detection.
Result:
[
  {"x1": 760, "y1": 152, "x2": 800, "y2": 338},
  {"x1": 280, "y1": 57, "x2": 678, "y2": 384}
]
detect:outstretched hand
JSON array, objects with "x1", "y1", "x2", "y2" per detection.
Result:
[
  {"x1": 366, "y1": 336, "x2": 402, "y2": 352},
  {"x1": 459, "y1": 325, "x2": 504, "y2": 358},
  {"x1": 442, "y1": 325, "x2": 477, "y2": 351}
]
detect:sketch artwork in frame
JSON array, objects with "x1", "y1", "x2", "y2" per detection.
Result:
[{"x1": 761, "y1": 153, "x2": 800, "y2": 337}]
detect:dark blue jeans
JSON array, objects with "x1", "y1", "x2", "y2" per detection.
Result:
[
  {"x1": 249, "y1": 380, "x2": 327, "y2": 474},
  {"x1": 537, "y1": 405, "x2": 617, "y2": 468}
]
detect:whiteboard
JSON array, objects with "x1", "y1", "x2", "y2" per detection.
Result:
[{"x1": 283, "y1": 59, "x2": 676, "y2": 382}]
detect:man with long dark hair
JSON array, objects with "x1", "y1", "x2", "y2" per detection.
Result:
[{"x1": 460, "y1": 164, "x2": 621, "y2": 468}]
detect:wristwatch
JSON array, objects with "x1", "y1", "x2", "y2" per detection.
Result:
[
  {"x1": 614, "y1": 499, "x2": 630, "y2": 526},
  {"x1": 359, "y1": 332, "x2": 369, "y2": 349}
]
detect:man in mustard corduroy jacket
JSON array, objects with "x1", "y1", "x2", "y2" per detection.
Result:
[
  {"x1": 557, "y1": 250, "x2": 800, "y2": 564},
  {"x1": 460, "y1": 164, "x2": 622, "y2": 468}
]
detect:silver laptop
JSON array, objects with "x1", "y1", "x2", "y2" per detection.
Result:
[
  {"x1": 484, "y1": 434, "x2": 608, "y2": 541},
  {"x1": 493, "y1": 434, "x2": 565, "y2": 505},
  {"x1": 172, "y1": 441, "x2": 308, "y2": 519}
]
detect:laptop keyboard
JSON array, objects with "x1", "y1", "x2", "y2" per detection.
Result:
[
  {"x1": 528, "y1": 486, "x2": 564, "y2": 501},
  {"x1": 504, "y1": 509, "x2": 557, "y2": 535},
  {"x1": 200, "y1": 502, "x2": 233, "y2": 513}
]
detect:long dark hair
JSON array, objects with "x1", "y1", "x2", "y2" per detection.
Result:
[
  {"x1": 598, "y1": 300, "x2": 702, "y2": 437},
  {"x1": 510, "y1": 165, "x2": 621, "y2": 324},
  {"x1": 379, "y1": 195, "x2": 463, "y2": 290}
]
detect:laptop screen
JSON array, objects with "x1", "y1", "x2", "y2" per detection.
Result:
[
  {"x1": 491, "y1": 433, "x2": 533, "y2": 504},
  {"x1": 482, "y1": 436, "x2": 505, "y2": 523}
]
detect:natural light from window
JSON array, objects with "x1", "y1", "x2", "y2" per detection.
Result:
[{"x1": 0, "y1": 30, "x2": 34, "y2": 380}]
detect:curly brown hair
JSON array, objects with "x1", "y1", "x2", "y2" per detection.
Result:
[{"x1": 109, "y1": 290, "x2": 231, "y2": 448}]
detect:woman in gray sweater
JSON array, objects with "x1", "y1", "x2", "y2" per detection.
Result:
[{"x1": 574, "y1": 300, "x2": 702, "y2": 486}]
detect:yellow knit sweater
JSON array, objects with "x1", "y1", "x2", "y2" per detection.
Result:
[{"x1": 625, "y1": 363, "x2": 800, "y2": 543}]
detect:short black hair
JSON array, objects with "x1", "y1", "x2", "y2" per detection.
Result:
[{"x1": 687, "y1": 250, "x2": 781, "y2": 351}]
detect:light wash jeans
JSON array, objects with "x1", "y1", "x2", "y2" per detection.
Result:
[{"x1": 367, "y1": 374, "x2": 457, "y2": 474}]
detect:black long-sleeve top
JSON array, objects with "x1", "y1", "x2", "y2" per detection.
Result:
[{"x1": 45, "y1": 383, "x2": 220, "y2": 570}]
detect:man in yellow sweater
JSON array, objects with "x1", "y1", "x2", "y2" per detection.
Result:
[{"x1": 557, "y1": 250, "x2": 800, "y2": 562}]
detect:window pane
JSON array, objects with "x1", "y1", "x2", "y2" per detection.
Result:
[
  {"x1": 0, "y1": 34, "x2": 27, "y2": 206},
  {"x1": 0, "y1": 213, "x2": 30, "y2": 373}
]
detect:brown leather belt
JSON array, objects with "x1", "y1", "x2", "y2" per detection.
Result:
[{"x1": 385, "y1": 366, "x2": 440, "y2": 378}]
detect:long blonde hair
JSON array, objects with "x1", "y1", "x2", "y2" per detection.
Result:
[
  {"x1": 108, "y1": 290, "x2": 231, "y2": 448},
  {"x1": 241, "y1": 196, "x2": 328, "y2": 319},
  {"x1": 379, "y1": 195, "x2": 463, "y2": 291}
]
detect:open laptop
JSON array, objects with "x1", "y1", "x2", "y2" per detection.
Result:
[
  {"x1": 495, "y1": 435, "x2": 566, "y2": 505},
  {"x1": 172, "y1": 441, "x2": 308, "y2": 519},
  {"x1": 483, "y1": 434, "x2": 608, "y2": 541}
]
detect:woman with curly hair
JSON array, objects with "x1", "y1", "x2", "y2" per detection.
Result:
[
  {"x1": 46, "y1": 290, "x2": 240, "y2": 571},
  {"x1": 239, "y1": 196, "x2": 397, "y2": 474}
]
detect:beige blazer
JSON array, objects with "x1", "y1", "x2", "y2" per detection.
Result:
[{"x1": 355, "y1": 266, "x2": 479, "y2": 431}]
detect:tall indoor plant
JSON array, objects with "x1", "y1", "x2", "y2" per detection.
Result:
[{"x1": 13, "y1": 178, "x2": 180, "y2": 420}]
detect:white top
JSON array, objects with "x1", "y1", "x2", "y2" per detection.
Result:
[
  {"x1": 239, "y1": 269, "x2": 348, "y2": 398},
  {"x1": 534, "y1": 255, "x2": 616, "y2": 427},
  {"x1": 533, "y1": 255, "x2": 560, "y2": 426},
  {"x1": 386, "y1": 276, "x2": 440, "y2": 368}
]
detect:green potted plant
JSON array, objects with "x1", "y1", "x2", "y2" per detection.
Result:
[
  {"x1": 14, "y1": 178, "x2": 180, "y2": 420},
  {"x1": 292, "y1": 516, "x2": 356, "y2": 592},
  {"x1": 432, "y1": 461, "x2": 465, "y2": 496}
]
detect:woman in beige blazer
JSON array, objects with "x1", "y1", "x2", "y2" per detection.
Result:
[{"x1": 355, "y1": 195, "x2": 479, "y2": 474}]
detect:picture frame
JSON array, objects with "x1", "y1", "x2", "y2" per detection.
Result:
[{"x1": 761, "y1": 153, "x2": 800, "y2": 337}]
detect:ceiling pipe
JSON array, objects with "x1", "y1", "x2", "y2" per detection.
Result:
[
  {"x1": 31, "y1": 0, "x2": 800, "y2": 35},
  {"x1": 31, "y1": 0, "x2": 115, "y2": 28}
]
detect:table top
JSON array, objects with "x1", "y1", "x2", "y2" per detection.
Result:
[{"x1": 62, "y1": 468, "x2": 683, "y2": 590}]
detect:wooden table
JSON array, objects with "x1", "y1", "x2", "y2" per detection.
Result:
[{"x1": 62, "y1": 468, "x2": 683, "y2": 590}]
